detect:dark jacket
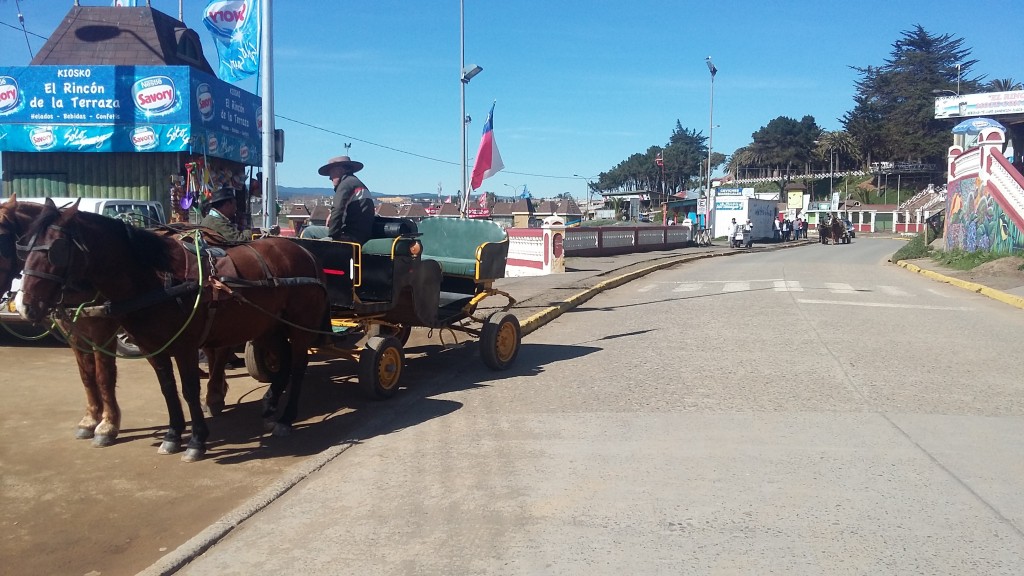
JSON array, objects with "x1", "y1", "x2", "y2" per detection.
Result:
[
  {"x1": 200, "y1": 209, "x2": 249, "y2": 242},
  {"x1": 328, "y1": 174, "x2": 374, "y2": 244}
]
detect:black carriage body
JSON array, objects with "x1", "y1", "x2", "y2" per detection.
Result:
[{"x1": 289, "y1": 216, "x2": 509, "y2": 329}]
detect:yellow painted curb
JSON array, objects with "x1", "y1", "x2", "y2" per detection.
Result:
[{"x1": 896, "y1": 261, "x2": 1024, "y2": 310}]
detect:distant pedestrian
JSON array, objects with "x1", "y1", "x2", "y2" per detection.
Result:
[
  {"x1": 773, "y1": 218, "x2": 781, "y2": 241},
  {"x1": 782, "y1": 219, "x2": 790, "y2": 241},
  {"x1": 744, "y1": 219, "x2": 754, "y2": 248}
]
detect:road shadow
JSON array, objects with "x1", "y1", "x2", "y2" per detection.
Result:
[{"x1": 141, "y1": 339, "x2": 602, "y2": 466}]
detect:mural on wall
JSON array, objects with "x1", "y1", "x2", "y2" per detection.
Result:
[{"x1": 946, "y1": 175, "x2": 1024, "y2": 253}]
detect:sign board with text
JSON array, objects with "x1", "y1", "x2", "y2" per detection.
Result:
[
  {"x1": 934, "y1": 90, "x2": 1024, "y2": 119},
  {"x1": 0, "y1": 65, "x2": 261, "y2": 164}
]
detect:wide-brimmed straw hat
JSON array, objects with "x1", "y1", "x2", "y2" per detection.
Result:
[{"x1": 318, "y1": 155, "x2": 364, "y2": 176}]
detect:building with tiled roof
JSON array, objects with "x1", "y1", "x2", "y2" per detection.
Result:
[
  {"x1": 309, "y1": 205, "x2": 330, "y2": 226},
  {"x1": 376, "y1": 203, "x2": 399, "y2": 217},
  {"x1": 436, "y1": 203, "x2": 461, "y2": 217},
  {"x1": 490, "y1": 202, "x2": 514, "y2": 228},
  {"x1": 511, "y1": 198, "x2": 535, "y2": 227},
  {"x1": 398, "y1": 204, "x2": 429, "y2": 220},
  {"x1": 31, "y1": 6, "x2": 215, "y2": 72}
]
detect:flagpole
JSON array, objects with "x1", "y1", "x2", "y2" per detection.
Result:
[{"x1": 260, "y1": 0, "x2": 276, "y2": 231}]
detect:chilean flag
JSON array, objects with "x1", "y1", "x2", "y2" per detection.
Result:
[{"x1": 470, "y1": 102, "x2": 504, "y2": 190}]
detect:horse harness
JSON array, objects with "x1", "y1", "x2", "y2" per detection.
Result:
[{"x1": 20, "y1": 223, "x2": 323, "y2": 337}]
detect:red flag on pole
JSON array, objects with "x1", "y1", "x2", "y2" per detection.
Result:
[{"x1": 470, "y1": 102, "x2": 504, "y2": 190}]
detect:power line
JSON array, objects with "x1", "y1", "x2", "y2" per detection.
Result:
[
  {"x1": 0, "y1": 18, "x2": 46, "y2": 40},
  {"x1": 13, "y1": 0, "x2": 35, "y2": 59},
  {"x1": 275, "y1": 113, "x2": 581, "y2": 181},
  {"x1": 0, "y1": 15, "x2": 579, "y2": 183}
]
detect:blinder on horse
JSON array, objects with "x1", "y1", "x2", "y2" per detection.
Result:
[{"x1": 18, "y1": 224, "x2": 81, "y2": 286}]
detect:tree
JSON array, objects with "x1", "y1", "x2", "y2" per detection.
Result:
[
  {"x1": 814, "y1": 130, "x2": 861, "y2": 173},
  {"x1": 987, "y1": 78, "x2": 1023, "y2": 92},
  {"x1": 596, "y1": 120, "x2": 709, "y2": 198},
  {"x1": 843, "y1": 25, "x2": 980, "y2": 170},
  {"x1": 747, "y1": 115, "x2": 822, "y2": 193}
]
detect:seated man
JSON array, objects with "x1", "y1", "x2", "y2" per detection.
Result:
[
  {"x1": 200, "y1": 187, "x2": 250, "y2": 242},
  {"x1": 301, "y1": 155, "x2": 375, "y2": 244}
]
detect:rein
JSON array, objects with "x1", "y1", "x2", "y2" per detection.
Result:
[{"x1": 20, "y1": 218, "x2": 207, "y2": 359}]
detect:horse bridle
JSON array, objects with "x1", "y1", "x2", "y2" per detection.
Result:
[{"x1": 18, "y1": 223, "x2": 83, "y2": 294}]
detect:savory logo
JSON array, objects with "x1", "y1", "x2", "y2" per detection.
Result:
[
  {"x1": 29, "y1": 126, "x2": 56, "y2": 150},
  {"x1": 130, "y1": 126, "x2": 158, "y2": 151},
  {"x1": 0, "y1": 76, "x2": 21, "y2": 115},
  {"x1": 132, "y1": 76, "x2": 178, "y2": 116},
  {"x1": 196, "y1": 83, "x2": 214, "y2": 121}
]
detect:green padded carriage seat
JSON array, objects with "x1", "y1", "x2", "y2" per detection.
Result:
[{"x1": 416, "y1": 218, "x2": 509, "y2": 280}]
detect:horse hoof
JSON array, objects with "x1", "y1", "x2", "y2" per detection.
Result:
[
  {"x1": 272, "y1": 423, "x2": 292, "y2": 437},
  {"x1": 158, "y1": 441, "x2": 181, "y2": 455},
  {"x1": 263, "y1": 419, "x2": 277, "y2": 432},
  {"x1": 203, "y1": 402, "x2": 224, "y2": 418},
  {"x1": 75, "y1": 427, "x2": 95, "y2": 440},
  {"x1": 92, "y1": 434, "x2": 116, "y2": 448},
  {"x1": 182, "y1": 448, "x2": 205, "y2": 463}
]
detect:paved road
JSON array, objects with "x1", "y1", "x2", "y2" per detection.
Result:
[{"x1": 176, "y1": 239, "x2": 1024, "y2": 575}]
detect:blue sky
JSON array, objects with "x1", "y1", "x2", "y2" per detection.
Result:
[{"x1": 1, "y1": 0, "x2": 1021, "y2": 199}]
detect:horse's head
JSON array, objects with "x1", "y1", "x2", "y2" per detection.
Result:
[{"x1": 17, "y1": 198, "x2": 86, "y2": 323}]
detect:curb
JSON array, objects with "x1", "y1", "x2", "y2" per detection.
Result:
[{"x1": 896, "y1": 260, "x2": 1024, "y2": 310}]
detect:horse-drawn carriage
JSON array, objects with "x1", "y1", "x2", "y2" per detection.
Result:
[
  {"x1": 819, "y1": 213, "x2": 851, "y2": 245},
  {"x1": 8, "y1": 196, "x2": 521, "y2": 461},
  {"x1": 246, "y1": 216, "x2": 522, "y2": 399}
]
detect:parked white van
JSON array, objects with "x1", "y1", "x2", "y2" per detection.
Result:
[{"x1": 1, "y1": 197, "x2": 166, "y2": 342}]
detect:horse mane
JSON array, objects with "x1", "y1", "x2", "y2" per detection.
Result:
[{"x1": 27, "y1": 202, "x2": 176, "y2": 272}]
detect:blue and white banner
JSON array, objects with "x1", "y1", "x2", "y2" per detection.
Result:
[
  {"x1": 202, "y1": 0, "x2": 261, "y2": 83},
  {"x1": 0, "y1": 65, "x2": 261, "y2": 163}
]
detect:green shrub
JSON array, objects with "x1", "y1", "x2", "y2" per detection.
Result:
[
  {"x1": 933, "y1": 249, "x2": 1017, "y2": 270},
  {"x1": 892, "y1": 233, "x2": 930, "y2": 262}
]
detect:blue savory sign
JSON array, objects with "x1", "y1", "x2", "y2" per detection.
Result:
[{"x1": 0, "y1": 65, "x2": 261, "y2": 164}]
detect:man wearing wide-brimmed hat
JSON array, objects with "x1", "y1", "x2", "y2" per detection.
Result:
[
  {"x1": 200, "y1": 186, "x2": 249, "y2": 242},
  {"x1": 315, "y1": 155, "x2": 374, "y2": 244}
]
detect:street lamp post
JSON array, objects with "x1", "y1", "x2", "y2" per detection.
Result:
[
  {"x1": 705, "y1": 57, "x2": 717, "y2": 231},
  {"x1": 573, "y1": 174, "x2": 596, "y2": 223},
  {"x1": 829, "y1": 146, "x2": 835, "y2": 200},
  {"x1": 459, "y1": 0, "x2": 482, "y2": 217},
  {"x1": 503, "y1": 183, "x2": 525, "y2": 200}
]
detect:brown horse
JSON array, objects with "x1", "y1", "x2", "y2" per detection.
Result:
[
  {"x1": 18, "y1": 198, "x2": 329, "y2": 462},
  {"x1": 1, "y1": 195, "x2": 126, "y2": 446}
]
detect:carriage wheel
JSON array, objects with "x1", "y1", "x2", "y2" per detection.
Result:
[
  {"x1": 115, "y1": 329, "x2": 143, "y2": 357},
  {"x1": 245, "y1": 341, "x2": 282, "y2": 384},
  {"x1": 358, "y1": 336, "x2": 404, "y2": 400},
  {"x1": 480, "y1": 312, "x2": 521, "y2": 371}
]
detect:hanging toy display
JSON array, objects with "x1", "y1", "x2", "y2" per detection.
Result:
[{"x1": 169, "y1": 175, "x2": 188, "y2": 223}]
